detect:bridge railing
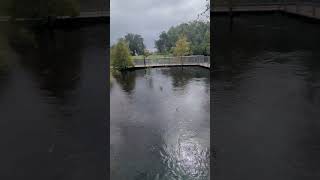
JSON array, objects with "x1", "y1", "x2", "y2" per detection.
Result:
[
  {"x1": 213, "y1": 1, "x2": 320, "y2": 7},
  {"x1": 212, "y1": 1, "x2": 320, "y2": 16},
  {"x1": 79, "y1": 11, "x2": 109, "y2": 17},
  {"x1": 204, "y1": 56, "x2": 210, "y2": 64},
  {"x1": 132, "y1": 55, "x2": 210, "y2": 67}
]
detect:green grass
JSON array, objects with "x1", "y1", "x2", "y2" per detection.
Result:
[{"x1": 132, "y1": 54, "x2": 173, "y2": 60}]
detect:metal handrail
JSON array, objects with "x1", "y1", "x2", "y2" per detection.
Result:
[
  {"x1": 213, "y1": 1, "x2": 320, "y2": 7},
  {"x1": 212, "y1": 1, "x2": 320, "y2": 16},
  {"x1": 132, "y1": 55, "x2": 210, "y2": 68}
]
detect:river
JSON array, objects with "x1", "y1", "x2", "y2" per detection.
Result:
[
  {"x1": 110, "y1": 67, "x2": 210, "y2": 179},
  {"x1": 0, "y1": 23, "x2": 108, "y2": 179},
  {"x1": 213, "y1": 14, "x2": 320, "y2": 180}
]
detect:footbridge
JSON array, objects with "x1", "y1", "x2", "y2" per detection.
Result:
[
  {"x1": 212, "y1": 1, "x2": 320, "y2": 20},
  {"x1": 131, "y1": 56, "x2": 210, "y2": 69}
]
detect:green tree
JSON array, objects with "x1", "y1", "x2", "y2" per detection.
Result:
[
  {"x1": 111, "y1": 38, "x2": 133, "y2": 70},
  {"x1": 204, "y1": 30, "x2": 210, "y2": 55},
  {"x1": 155, "y1": 31, "x2": 170, "y2": 54},
  {"x1": 49, "y1": 0, "x2": 80, "y2": 17},
  {"x1": 9, "y1": 0, "x2": 79, "y2": 19},
  {"x1": 155, "y1": 21, "x2": 209, "y2": 55},
  {"x1": 173, "y1": 35, "x2": 190, "y2": 57},
  {"x1": 124, "y1": 33, "x2": 145, "y2": 56}
]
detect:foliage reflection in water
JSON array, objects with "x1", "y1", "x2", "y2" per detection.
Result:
[{"x1": 0, "y1": 23, "x2": 108, "y2": 179}]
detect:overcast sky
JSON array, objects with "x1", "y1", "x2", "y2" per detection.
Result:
[{"x1": 111, "y1": 0, "x2": 207, "y2": 51}]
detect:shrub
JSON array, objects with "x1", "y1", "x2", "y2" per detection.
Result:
[{"x1": 111, "y1": 39, "x2": 133, "y2": 70}]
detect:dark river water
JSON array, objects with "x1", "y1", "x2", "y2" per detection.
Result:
[
  {"x1": 0, "y1": 23, "x2": 108, "y2": 179},
  {"x1": 213, "y1": 14, "x2": 320, "y2": 179},
  {"x1": 110, "y1": 67, "x2": 210, "y2": 179}
]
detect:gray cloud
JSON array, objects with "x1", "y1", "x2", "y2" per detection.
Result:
[{"x1": 111, "y1": 0, "x2": 207, "y2": 51}]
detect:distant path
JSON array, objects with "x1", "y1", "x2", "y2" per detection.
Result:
[{"x1": 212, "y1": 2, "x2": 320, "y2": 20}]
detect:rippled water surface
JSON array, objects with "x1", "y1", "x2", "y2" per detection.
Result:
[
  {"x1": 0, "y1": 23, "x2": 108, "y2": 179},
  {"x1": 110, "y1": 67, "x2": 210, "y2": 179},
  {"x1": 213, "y1": 14, "x2": 320, "y2": 180}
]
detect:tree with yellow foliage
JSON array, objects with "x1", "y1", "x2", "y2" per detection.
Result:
[
  {"x1": 173, "y1": 34, "x2": 190, "y2": 57},
  {"x1": 173, "y1": 34, "x2": 190, "y2": 65}
]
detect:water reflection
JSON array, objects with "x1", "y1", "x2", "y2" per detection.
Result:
[
  {"x1": 111, "y1": 67, "x2": 210, "y2": 179},
  {"x1": 112, "y1": 70, "x2": 137, "y2": 95},
  {"x1": 0, "y1": 23, "x2": 10, "y2": 98},
  {"x1": 7, "y1": 27, "x2": 84, "y2": 101},
  {"x1": 0, "y1": 23, "x2": 108, "y2": 179},
  {"x1": 0, "y1": 49, "x2": 8, "y2": 74},
  {"x1": 161, "y1": 67, "x2": 193, "y2": 89},
  {"x1": 213, "y1": 15, "x2": 320, "y2": 180}
]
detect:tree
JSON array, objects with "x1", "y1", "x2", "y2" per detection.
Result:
[
  {"x1": 143, "y1": 49, "x2": 151, "y2": 66},
  {"x1": 204, "y1": 30, "x2": 210, "y2": 55},
  {"x1": 143, "y1": 49, "x2": 151, "y2": 57},
  {"x1": 49, "y1": 0, "x2": 80, "y2": 17},
  {"x1": 9, "y1": 0, "x2": 80, "y2": 19},
  {"x1": 155, "y1": 31, "x2": 170, "y2": 54},
  {"x1": 124, "y1": 33, "x2": 145, "y2": 56},
  {"x1": 155, "y1": 21, "x2": 209, "y2": 55},
  {"x1": 173, "y1": 35, "x2": 190, "y2": 57},
  {"x1": 0, "y1": 0, "x2": 11, "y2": 16},
  {"x1": 198, "y1": 0, "x2": 210, "y2": 20},
  {"x1": 111, "y1": 39, "x2": 133, "y2": 70}
]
